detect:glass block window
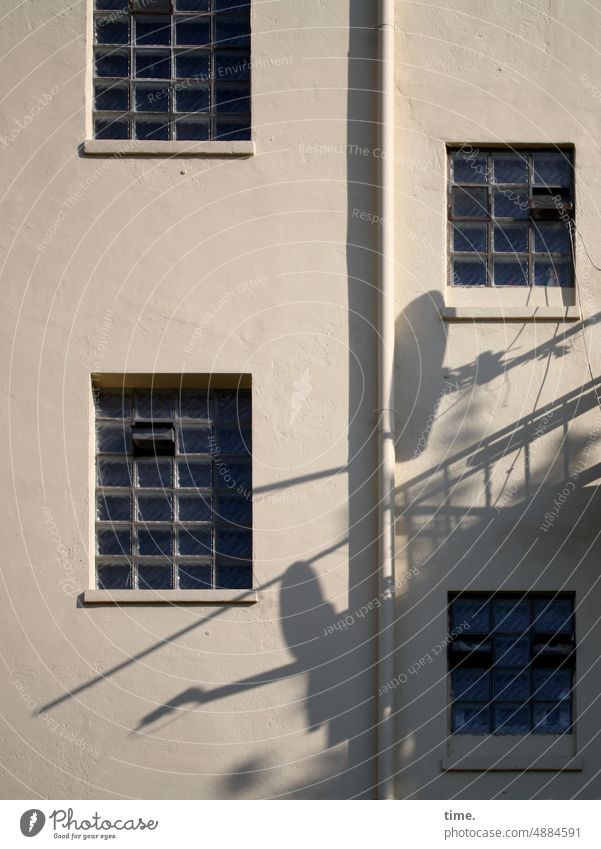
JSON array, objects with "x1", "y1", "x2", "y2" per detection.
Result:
[
  {"x1": 93, "y1": 0, "x2": 251, "y2": 141},
  {"x1": 449, "y1": 594, "x2": 575, "y2": 735},
  {"x1": 94, "y1": 386, "x2": 252, "y2": 590},
  {"x1": 448, "y1": 148, "x2": 574, "y2": 287}
]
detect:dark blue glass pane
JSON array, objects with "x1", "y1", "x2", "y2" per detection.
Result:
[
  {"x1": 137, "y1": 528, "x2": 173, "y2": 556},
  {"x1": 217, "y1": 390, "x2": 252, "y2": 421},
  {"x1": 97, "y1": 458, "x2": 131, "y2": 487},
  {"x1": 179, "y1": 563, "x2": 212, "y2": 589},
  {"x1": 137, "y1": 494, "x2": 173, "y2": 521},
  {"x1": 175, "y1": 50, "x2": 210, "y2": 78},
  {"x1": 216, "y1": 51, "x2": 250, "y2": 80},
  {"x1": 493, "y1": 154, "x2": 528, "y2": 184},
  {"x1": 452, "y1": 703, "x2": 489, "y2": 734},
  {"x1": 96, "y1": 0, "x2": 127, "y2": 8},
  {"x1": 134, "y1": 15, "x2": 171, "y2": 46},
  {"x1": 131, "y1": 0, "x2": 169, "y2": 9},
  {"x1": 216, "y1": 495, "x2": 251, "y2": 525},
  {"x1": 493, "y1": 259, "x2": 528, "y2": 286},
  {"x1": 493, "y1": 599, "x2": 530, "y2": 632},
  {"x1": 176, "y1": 0, "x2": 209, "y2": 9},
  {"x1": 494, "y1": 636, "x2": 529, "y2": 667},
  {"x1": 214, "y1": 120, "x2": 251, "y2": 140},
  {"x1": 95, "y1": 118, "x2": 130, "y2": 140},
  {"x1": 179, "y1": 391, "x2": 209, "y2": 419},
  {"x1": 534, "y1": 669, "x2": 572, "y2": 701},
  {"x1": 452, "y1": 153, "x2": 487, "y2": 183},
  {"x1": 135, "y1": 389, "x2": 174, "y2": 419},
  {"x1": 216, "y1": 425, "x2": 251, "y2": 455},
  {"x1": 135, "y1": 119, "x2": 170, "y2": 140},
  {"x1": 97, "y1": 494, "x2": 131, "y2": 522},
  {"x1": 451, "y1": 257, "x2": 487, "y2": 286},
  {"x1": 534, "y1": 702, "x2": 571, "y2": 734},
  {"x1": 215, "y1": 14, "x2": 251, "y2": 47},
  {"x1": 95, "y1": 50, "x2": 129, "y2": 77},
  {"x1": 494, "y1": 704, "x2": 530, "y2": 734},
  {"x1": 135, "y1": 84, "x2": 170, "y2": 112},
  {"x1": 95, "y1": 17, "x2": 129, "y2": 44},
  {"x1": 216, "y1": 0, "x2": 250, "y2": 8},
  {"x1": 179, "y1": 425, "x2": 212, "y2": 453},
  {"x1": 97, "y1": 423, "x2": 132, "y2": 453},
  {"x1": 178, "y1": 494, "x2": 212, "y2": 522},
  {"x1": 95, "y1": 389, "x2": 131, "y2": 418},
  {"x1": 451, "y1": 598, "x2": 489, "y2": 633},
  {"x1": 533, "y1": 599, "x2": 573, "y2": 633},
  {"x1": 175, "y1": 120, "x2": 210, "y2": 140},
  {"x1": 533, "y1": 153, "x2": 571, "y2": 187},
  {"x1": 175, "y1": 86, "x2": 210, "y2": 112},
  {"x1": 177, "y1": 459, "x2": 212, "y2": 488},
  {"x1": 493, "y1": 190, "x2": 529, "y2": 219},
  {"x1": 95, "y1": 84, "x2": 129, "y2": 111},
  {"x1": 451, "y1": 669, "x2": 489, "y2": 701},
  {"x1": 97, "y1": 528, "x2": 131, "y2": 555},
  {"x1": 452, "y1": 187, "x2": 488, "y2": 218},
  {"x1": 453, "y1": 224, "x2": 487, "y2": 252},
  {"x1": 97, "y1": 563, "x2": 131, "y2": 589},
  {"x1": 217, "y1": 528, "x2": 252, "y2": 558},
  {"x1": 135, "y1": 51, "x2": 171, "y2": 79},
  {"x1": 216, "y1": 563, "x2": 252, "y2": 589},
  {"x1": 494, "y1": 670, "x2": 529, "y2": 700},
  {"x1": 178, "y1": 527, "x2": 212, "y2": 555},
  {"x1": 534, "y1": 259, "x2": 571, "y2": 287},
  {"x1": 493, "y1": 224, "x2": 528, "y2": 253},
  {"x1": 534, "y1": 223, "x2": 571, "y2": 254},
  {"x1": 138, "y1": 563, "x2": 173, "y2": 589},
  {"x1": 215, "y1": 84, "x2": 250, "y2": 113},
  {"x1": 176, "y1": 17, "x2": 210, "y2": 45},
  {"x1": 136, "y1": 458, "x2": 173, "y2": 488},
  {"x1": 215, "y1": 460, "x2": 251, "y2": 492}
]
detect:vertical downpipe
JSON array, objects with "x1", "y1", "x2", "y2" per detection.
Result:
[{"x1": 376, "y1": 0, "x2": 396, "y2": 801}]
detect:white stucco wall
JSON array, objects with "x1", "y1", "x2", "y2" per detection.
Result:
[
  {"x1": 0, "y1": 0, "x2": 380, "y2": 799},
  {"x1": 395, "y1": 0, "x2": 601, "y2": 799}
]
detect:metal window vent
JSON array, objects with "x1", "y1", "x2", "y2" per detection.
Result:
[
  {"x1": 529, "y1": 188, "x2": 573, "y2": 220},
  {"x1": 132, "y1": 423, "x2": 175, "y2": 455}
]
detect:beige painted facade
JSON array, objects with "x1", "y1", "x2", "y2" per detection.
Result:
[{"x1": 1, "y1": 0, "x2": 600, "y2": 800}]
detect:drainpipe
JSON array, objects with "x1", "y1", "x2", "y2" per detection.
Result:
[{"x1": 376, "y1": 0, "x2": 396, "y2": 801}]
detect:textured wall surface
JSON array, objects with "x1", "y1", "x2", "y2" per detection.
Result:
[
  {"x1": 0, "y1": 0, "x2": 380, "y2": 799},
  {"x1": 395, "y1": 0, "x2": 601, "y2": 799},
  {"x1": 3, "y1": 0, "x2": 601, "y2": 801}
]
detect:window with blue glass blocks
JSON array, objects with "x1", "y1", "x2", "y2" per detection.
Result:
[
  {"x1": 448, "y1": 148, "x2": 574, "y2": 287},
  {"x1": 449, "y1": 594, "x2": 575, "y2": 735},
  {"x1": 94, "y1": 385, "x2": 252, "y2": 590},
  {"x1": 93, "y1": 0, "x2": 251, "y2": 141}
]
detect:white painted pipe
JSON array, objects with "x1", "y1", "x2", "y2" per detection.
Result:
[{"x1": 376, "y1": 0, "x2": 396, "y2": 801}]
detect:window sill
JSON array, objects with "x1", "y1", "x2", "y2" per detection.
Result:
[
  {"x1": 84, "y1": 589, "x2": 258, "y2": 605},
  {"x1": 82, "y1": 139, "x2": 256, "y2": 158},
  {"x1": 442, "y1": 755, "x2": 582, "y2": 772},
  {"x1": 441, "y1": 306, "x2": 581, "y2": 322}
]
